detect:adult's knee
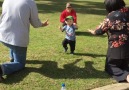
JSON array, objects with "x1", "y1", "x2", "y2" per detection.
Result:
[{"x1": 19, "y1": 63, "x2": 26, "y2": 70}]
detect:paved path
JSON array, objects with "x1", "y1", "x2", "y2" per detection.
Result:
[{"x1": 92, "y1": 83, "x2": 129, "y2": 90}]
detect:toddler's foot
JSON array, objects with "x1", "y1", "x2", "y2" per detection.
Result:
[
  {"x1": 64, "y1": 47, "x2": 68, "y2": 52},
  {"x1": 70, "y1": 52, "x2": 74, "y2": 55}
]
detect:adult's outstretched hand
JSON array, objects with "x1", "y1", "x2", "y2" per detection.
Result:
[{"x1": 42, "y1": 19, "x2": 49, "y2": 27}]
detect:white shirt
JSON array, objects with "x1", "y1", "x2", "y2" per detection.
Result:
[{"x1": 0, "y1": 0, "x2": 42, "y2": 47}]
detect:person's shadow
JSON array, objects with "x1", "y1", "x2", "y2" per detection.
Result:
[
  {"x1": 74, "y1": 53, "x2": 106, "y2": 58},
  {"x1": 37, "y1": 59, "x2": 109, "y2": 79},
  {"x1": 76, "y1": 31, "x2": 107, "y2": 37},
  {"x1": 2, "y1": 58, "x2": 110, "y2": 84}
]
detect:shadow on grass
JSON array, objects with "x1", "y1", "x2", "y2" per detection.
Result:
[
  {"x1": 2, "y1": 58, "x2": 110, "y2": 84},
  {"x1": 36, "y1": 0, "x2": 106, "y2": 15},
  {"x1": 0, "y1": 1, "x2": 3, "y2": 13},
  {"x1": 76, "y1": 31, "x2": 107, "y2": 38},
  {"x1": 26, "y1": 59, "x2": 109, "y2": 79},
  {"x1": 0, "y1": 0, "x2": 106, "y2": 15},
  {"x1": 0, "y1": 1, "x2": 2, "y2": 7},
  {"x1": 74, "y1": 53, "x2": 106, "y2": 58}
]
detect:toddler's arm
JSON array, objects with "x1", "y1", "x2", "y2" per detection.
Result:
[
  {"x1": 73, "y1": 23, "x2": 78, "y2": 29},
  {"x1": 59, "y1": 26, "x2": 66, "y2": 32}
]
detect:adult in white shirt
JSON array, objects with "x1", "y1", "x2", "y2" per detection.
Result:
[{"x1": 0, "y1": 0, "x2": 49, "y2": 81}]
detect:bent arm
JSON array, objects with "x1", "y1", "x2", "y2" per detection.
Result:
[
  {"x1": 73, "y1": 10, "x2": 77, "y2": 23},
  {"x1": 60, "y1": 11, "x2": 66, "y2": 23},
  {"x1": 29, "y1": 0, "x2": 43, "y2": 28},
  {"x1": 89, "y1": 18, "x2": 109, "y2": 35}
]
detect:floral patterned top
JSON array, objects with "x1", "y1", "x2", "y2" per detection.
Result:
[{"x1": 95, "y1": 7, "x2": 129, "y2": 59}]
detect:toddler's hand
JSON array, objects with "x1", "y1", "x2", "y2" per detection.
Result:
[
  {"x1": 59, "y1": 26, "x2": 63, "y2": 31},
  {"x1": 73, "y1": 23, "x2": 76, "y2": 25},
  {"x1": 65, "y1": 21, "x2": 67, "y2": 24},
  {"x1": 73, "y1": 23, "x2": 78, "y2": 29},
  {"x1": 59, "y1": 26, "x2": 61, "y2": 29}
]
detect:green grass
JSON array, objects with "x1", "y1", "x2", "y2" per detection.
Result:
[{"x1": 0, "y1": 0, "x2": 129, "y2": 90}]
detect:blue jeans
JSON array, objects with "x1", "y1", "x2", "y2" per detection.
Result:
[{"x1": 1, "y1": 42, "x2": 27, "y2": 75}]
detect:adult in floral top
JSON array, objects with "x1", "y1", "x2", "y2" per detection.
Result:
[{"x1": 89, "y1": 0, "x2": 129, "y2": 82}]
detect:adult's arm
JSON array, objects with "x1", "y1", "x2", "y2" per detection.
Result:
[
  {"x1": 89, "y1": 18, "x2": 109, "y2": 35},
  {"x1": 29, "y1": 0, "x2": 44, "y2": 28},
  {"x1": 72, "y1": 10, "x2": 77, "y2": 23},
  {"x1": 60, "y1": 11, "x2": 66, "y2": 23}
]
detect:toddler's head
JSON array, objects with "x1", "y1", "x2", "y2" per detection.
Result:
[{"x1": 65, "y1": 16, "x2": 74, "y2": 26}]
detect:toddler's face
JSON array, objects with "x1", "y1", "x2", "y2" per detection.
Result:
[{"x1": 66, "y1": 19, "x2": 73, "y2": 25}]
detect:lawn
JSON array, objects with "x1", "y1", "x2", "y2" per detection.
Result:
[{"x1": 0, "y1": 0, "x2": 129, "y2": 90}]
